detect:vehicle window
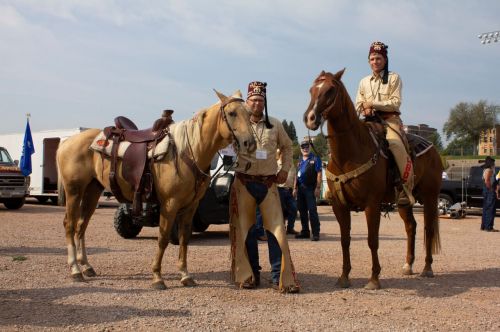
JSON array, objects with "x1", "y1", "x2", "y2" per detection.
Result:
[{"x1": 0, "y1": 149, "x2": 14, "y2": 164}]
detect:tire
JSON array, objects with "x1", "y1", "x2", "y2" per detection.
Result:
[
  {"x1": 113, "y1": 204, "x2": 142, "y2": 239},
  {"x1": 170, "y1": 221, "x2": 180, "y2": 245},
  {"x1": 192, "y1": 212, "x2": 209, "y2": 233},
  {"x1": 4, "y1": 198, "x2": 25, "y2": 210},
  {"x1": 36, "y1": 196, "x2": 49, "y2": 204},
  {"x1": 49, "y1": 196, "x2": 58, "y2": 205},
  {"x1": 438, "y1": 193, "x2": 453, "y2": 211}
]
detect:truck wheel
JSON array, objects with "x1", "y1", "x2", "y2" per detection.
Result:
[
  {"x1": 36, "y1": 196, "x2": 49, "y2": 204},
  {"x1": 4, "y1": 198, "x2": 25, "y2": 210},
  {"x1": 192, "y1": 212, "x2": 209, "y2": 233},
  {"x1": 113, "y1": 204, "x2": 142, "y2": 238},
  {"x1": 438, "y1": 193, "x2": 453, "y2": 210},
  {"x1": 49, "y1": 196, "x2": 58, "y2": 205}
]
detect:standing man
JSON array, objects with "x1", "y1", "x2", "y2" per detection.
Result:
[
  {"x1": 355, "y1": 41, "x2": 415, "y2": 206},
  {"x1": 481, "y1": 156, "x2": 499, "y2": 232},
  {"x1": 229, "y1": 81, "x2": 299, "y2": 293},
  {"x1": 277, "y1": 149, "x2": 298, "y2": 235},
  {"x1": 294, "y1": 140, "x2": 322, "y2": 241}
]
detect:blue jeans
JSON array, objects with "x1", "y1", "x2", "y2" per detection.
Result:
[
  {"x1": 255, "y1": 207, "x2": 265, "y2": 237},
  {"x1": 244, "y1": 181, "x2": 282, "y2": 284},
  {"x1": 481, "y1": 188, "x2": 496, "y2": 230},
  {"x1": 246, "y1": 225, "x2": 282, "y2": 284},
  {"x1": 297, "y1": 184, "x2": 320, "y2": 236},
  {"x1": 278, "y1": 187, "x2": 297, "y2": 230}
]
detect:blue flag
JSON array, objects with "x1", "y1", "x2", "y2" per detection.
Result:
[{"x1": 20, "y1": 120, "x2": 35, "y2": 176}]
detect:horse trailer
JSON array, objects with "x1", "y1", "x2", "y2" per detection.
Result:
[{"x1": 0, "y1": 128, "x2": 87, "y2": 203}]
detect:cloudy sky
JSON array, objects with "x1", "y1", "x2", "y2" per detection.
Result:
[{"x1": 1, "y1": 0, "x2": 499, "y2": 143}]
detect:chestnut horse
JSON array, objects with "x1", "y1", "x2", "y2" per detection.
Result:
[
  {"x1": 304, "y1": 69, "x2": 442, "y2": 290},
  {"x1": 57, "y1": 90, "x2": 256, "y2": 289}
]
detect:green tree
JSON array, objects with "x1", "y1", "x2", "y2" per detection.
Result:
[
  {"x1": 312, "y1": 133, "x2": 329, "y2": 160},
  {"x1": 282, "y1": 119, "x2": 289, "y2": 137},
  {"x1": 428, "y1": 131, "x2": 444, "y2": 152},
  {"x1": 288, "y1": 121, "x2": 298, "y2": 143},
  {"x1": 443, "y1": 100, "x2": 497, "y2": 155},
  {"x1": 442, "y1": 137, "x2": 475, "y2": 156}
]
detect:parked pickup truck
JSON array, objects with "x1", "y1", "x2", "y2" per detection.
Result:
[
  {"x1": 440, "y1": 165, "x2": 500, "y2": 209},
  {"x1": 0, "y1": 146, "x2": 30, "y2": 209}
]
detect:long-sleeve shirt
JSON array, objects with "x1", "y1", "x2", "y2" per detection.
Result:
[
  {"x1": 355, "y1": 71, "x2": 402, "y2": 114},
  {"x1": 234, "y1": 116, "x2": 292, "y2": 176}
]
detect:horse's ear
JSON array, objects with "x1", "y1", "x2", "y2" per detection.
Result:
[
  {"x1": 232, "y1": 90, "x2": 243, "y2": 99},
  {"x1": 333, "y1": 68, "x2": 346, "y2": 80},
  {"x1": 214, "y1": 89, "x2": 228, "y2": 103}
]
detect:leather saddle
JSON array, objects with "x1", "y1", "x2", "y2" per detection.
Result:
[
  {"x1": 364, "y1": 117, "x2": 433, "y2": 188},
  {"x1": 103, "y1": 109, "x2": 174, "y2": 216}
]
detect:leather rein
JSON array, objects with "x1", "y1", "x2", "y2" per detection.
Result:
[{"x1": 313, "y1": 76, "x2": 381, "y2": 207}]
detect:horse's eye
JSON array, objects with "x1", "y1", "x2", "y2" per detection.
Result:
[{"x1": 228, "y1": 111, "x2": 237, "y2": 117}]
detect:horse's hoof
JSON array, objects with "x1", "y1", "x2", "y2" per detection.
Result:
[
  {"x1": 402, "y1": 264, "x2": 413, "y2": 276},
  {"x1": 420, "y1": 270, "x2": 434, "y2": 278},
  {"x1": 181, "y1": 276, "x2": 196, "y2": 287},
  {"x1": 364, "y1": 280, "x2": 381, "y2": 290},
  {"x1": 82, "y1": 267, "x2": 96, "y2": 277},
  {"x1": 71, "y1": 273, "x2": 85, "y2": 282},
  {"x1": 336, "y1": 277, "x2": 351, "y2": 288},
  {"x1": 151, "y1": 281, "x2": 167, "y2": 290}
]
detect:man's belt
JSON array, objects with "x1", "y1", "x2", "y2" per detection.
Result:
[
  {"x1": 236, "y1": 172, "x2": 277, "y2": 188},
  {"x1": 377, "y1": 111, "x2": 400, "y2": 120}
]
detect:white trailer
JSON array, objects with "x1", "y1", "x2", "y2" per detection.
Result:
[{"x1": 0, "y1": 128, "x2": 87, "y2": 203}]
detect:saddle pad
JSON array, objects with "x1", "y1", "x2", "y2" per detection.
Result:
[
  {"x1": 407, "y1": 133, "x2": 433, "y2": 157},
  {"x1": 89, "y1": 131, "x2": 171, "y2": 160}
]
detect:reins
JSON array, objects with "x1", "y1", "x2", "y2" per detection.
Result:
[{"x1": 313, "y1": 75, "x2": 382, "y2": 207}]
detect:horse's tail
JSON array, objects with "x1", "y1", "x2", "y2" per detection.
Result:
[
  {"x1": 426, "y1": 213, "x2": 441, "y2": 254},
  {"x1": 56, "y1": 141, "x2": 66, "y2": 207}
]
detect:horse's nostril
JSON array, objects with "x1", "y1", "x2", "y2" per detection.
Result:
[{"x1": 244, "y1": 141, "x2": 248, "y2": 147}]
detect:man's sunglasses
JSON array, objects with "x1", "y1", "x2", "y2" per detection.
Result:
[{"x1": 300, "y1": 144, "x2": 310, "y2": 149}]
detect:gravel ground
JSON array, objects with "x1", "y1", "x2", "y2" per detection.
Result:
[{"x1": 1, "y1": 200, "x2": 499, "y2": 331}]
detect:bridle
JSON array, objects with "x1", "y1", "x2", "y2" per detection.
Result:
[
  {"x1": 312, "y1": 75, "x2": 354, "y2": 138},
  {"x1": 182, "y1": 97, "x2": 246, "y2": 198},
  {"x1": 218, "y1": 97, "x2": 245, "y2": 153}
]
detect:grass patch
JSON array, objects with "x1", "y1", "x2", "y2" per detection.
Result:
[{"x1": 12, "y1": 255, "x2": 27, "y2": 262}]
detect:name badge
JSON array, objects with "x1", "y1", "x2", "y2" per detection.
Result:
[{"x1": 256, "y1": 149, "x2": 267, "y2": 160}]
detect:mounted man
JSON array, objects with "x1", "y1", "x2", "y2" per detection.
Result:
[{"x1": 355, "y1": 41, "x2": 414, "y2": 206}]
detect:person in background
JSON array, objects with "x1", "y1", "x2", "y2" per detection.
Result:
[
  {"x1": 481, "y1": 156, "x2": 499, "y2": 232},
  {"x1": 277, "y1": 149, "x2": 298, "y2": 235},
  {"x1": 294, "y1": 140, "x2": 322, "y2": 241}
]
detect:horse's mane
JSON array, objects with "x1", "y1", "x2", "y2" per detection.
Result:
[{"x1": 167, "y1": 109, "x2": 206, "y2": 158}]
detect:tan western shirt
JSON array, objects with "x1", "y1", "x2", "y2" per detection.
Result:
[
  {"x1": 355, "y1": 71, "x2": 402, "y2": 114},
  {"x1": 234, "y1": 116, "x2": 292, "y2": 176}
]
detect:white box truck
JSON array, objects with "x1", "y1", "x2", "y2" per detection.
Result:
[{"x1": 0, "y1": 128, "x2": 87, "y2": 203}]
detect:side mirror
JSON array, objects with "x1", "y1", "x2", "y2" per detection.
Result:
[{"x1": 14, "y1": 160, "x2": 19, "y2": 166}]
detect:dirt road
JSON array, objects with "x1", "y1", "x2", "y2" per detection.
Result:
[{"x1": 1, "y1": 202, "x2": 499, "y2": 331}]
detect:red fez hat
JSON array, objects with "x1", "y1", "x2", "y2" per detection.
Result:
[
  {"x1": 247, "y1": 81, "x2": 267, "y2": 99},
  {"x1": 369, "y1": 41, "x2": 388, "y2": 58}
]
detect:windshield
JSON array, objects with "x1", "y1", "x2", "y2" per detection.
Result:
[{"x1": 0, "y1": 148, "x2": 15, "y2": 165}]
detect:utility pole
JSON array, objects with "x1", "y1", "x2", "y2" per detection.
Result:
[{"x1": 478, "y1": 30, "x2": 500, "y2": 44}]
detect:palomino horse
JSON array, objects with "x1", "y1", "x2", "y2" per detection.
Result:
[
  {"x1": 57, "y1": 90, "x2": 256, "y2": 289},
  {"x1": 304, "y1": 69, "x2": 442, "y2": 290}
]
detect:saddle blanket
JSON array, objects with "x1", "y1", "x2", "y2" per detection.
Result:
[{"x1": 89, "y1": 131, "x2": 171, "y2": 160}]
